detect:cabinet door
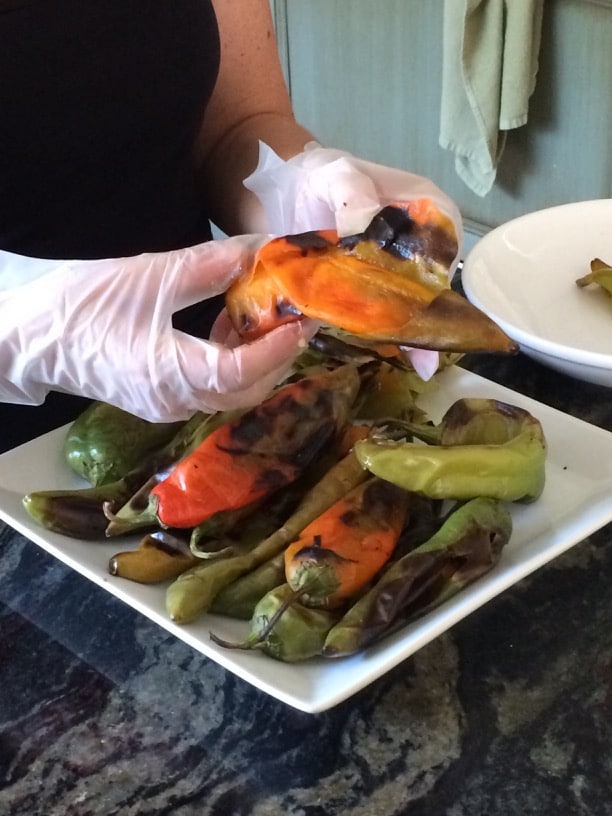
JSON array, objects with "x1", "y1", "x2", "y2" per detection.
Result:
[{"x1": 273, "y1": 0, "x2": 612, "y2": 234}]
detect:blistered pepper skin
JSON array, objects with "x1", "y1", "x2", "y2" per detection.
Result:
[
  {"x1": 355, "y1": 398, "x2": 547, "y2": 503},
  {"x1": 150, "y1": 364, "x2": 361, "y2": 530}
]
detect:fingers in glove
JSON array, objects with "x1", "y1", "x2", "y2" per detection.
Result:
[{"x1": 167, "y1": 318, "x2": 319, "y2": 418}]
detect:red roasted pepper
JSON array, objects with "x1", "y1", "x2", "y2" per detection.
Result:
[{"x1": 149, "y1": 365, "x2": 361, "y2": 529}]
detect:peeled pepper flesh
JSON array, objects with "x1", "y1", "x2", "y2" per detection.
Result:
[{"x1": 226, "y1": 202, "x2": 518, "y2": 354}]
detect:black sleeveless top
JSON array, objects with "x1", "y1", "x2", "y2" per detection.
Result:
[
  {"x1": 0, "y1": 0, "x2": 220, "y2": 258},
  {"x1": 0, "y1": 1, "x2": 222, "y2": 449}
]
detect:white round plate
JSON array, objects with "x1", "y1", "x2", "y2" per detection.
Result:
[{"x1": 462, "y1": 199, "x2": 612, "y2": 386}]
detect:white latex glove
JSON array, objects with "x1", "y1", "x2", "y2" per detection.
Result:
[
  {"x1": 0, "y1": 236, "x2": 317, "y2": 421},
  {"x1": 244, "y1": 141, "x2": 464, "y2": 380},
  {"x1": 244, "y1": 141, "x2": 464, "y2": 270}
]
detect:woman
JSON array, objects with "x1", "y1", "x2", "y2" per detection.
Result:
[{"x1": 0, "y1": 0, "x2": 460, "y2": 451}]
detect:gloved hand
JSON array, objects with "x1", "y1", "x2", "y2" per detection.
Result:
[
  {"x1": 244, "y1": 141, "x2": 463, "y2": 270},
  {"x1": 244, "y1": 141, "x2": 464, "y2": 380},
  {"x1": 0, "y1": 236, "x2": 317, "y2": 422}
]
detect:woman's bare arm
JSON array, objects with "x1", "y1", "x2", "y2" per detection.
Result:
[{"x1": 197, "y1": 0, "x2": 315, "y2": 235}]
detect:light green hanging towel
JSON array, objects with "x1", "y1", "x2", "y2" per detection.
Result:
[{"x1": 439, "y1": 0, "x2": 544, "y2": 196}]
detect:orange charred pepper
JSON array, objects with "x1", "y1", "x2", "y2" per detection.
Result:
[{"x1": 283, "y1": 476, "x2": 411, "y2": 608}]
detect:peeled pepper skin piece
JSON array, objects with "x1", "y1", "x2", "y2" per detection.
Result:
[
  {"x1": 354, "y1": 398, "x2": 547, "y2": 503},
  {"x1": 225, "y1": 203, "x2": 518, "y2": 355},
  {"x1": 576, "y1": 257, "x2": 612, "y2": 295}
]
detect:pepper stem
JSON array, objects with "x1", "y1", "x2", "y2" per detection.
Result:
[{"x1": 209, "y1": 585, "x2": 309, "y2": 651}]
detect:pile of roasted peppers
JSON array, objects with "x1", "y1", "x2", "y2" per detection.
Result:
[
  {"x1": 23, "y1": 202, "x2": 546, "y2": 663},
  {"x1": 24, "y1": 355, "x2": 547, "y2": 663}
]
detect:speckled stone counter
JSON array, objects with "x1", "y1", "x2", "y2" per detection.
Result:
[{"x1": 1, "y1": 348, "x2": 612, "y2": 816}]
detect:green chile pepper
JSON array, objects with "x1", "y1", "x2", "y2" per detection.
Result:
[
  {"x1": 188, "y1": 481, "x2": 311, "y2": 565},
  {"x1": 211, "y1": 583, "x2": 340, "y2": 663},
  {"x1": 64, "y1": 401, "x2": 183, "y2": 487},
  {"x1": 355, "y1": 398, "x2": 546, "y2": 502},
  {"x1": 188, "y1": 500, "x2": 266, "y2": 557},
  {"x1": 322, "y1": 496, "x2": 512, "y2": 657},
  {"x1": 210, "y1": 553, "x2": 287, "y2": 619}
]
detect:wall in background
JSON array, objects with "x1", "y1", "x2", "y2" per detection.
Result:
[{"x1": 271, "y1": 0, "x2": 612, "y2": 239}]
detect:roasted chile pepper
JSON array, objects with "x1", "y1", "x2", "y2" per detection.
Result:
[
  {"x1": 576, "y1": 257, "x2": 612, "y2": 295},
  {"x1": 111, "y1": 475, "x2": 313, "y2": 587},
  {"x1": 209, "y1": 470, "x2": 438, "y2": 621},
  {"x1": 105, "y1": 364, "x2": 360, "y2": 538},
  {"x1": 323, "y1": 496, "x2": 512, "y2": 657},
  {"x1": 210, "y1": 583, "x2": 340, "y2": 663},
  {"x1": 109, "y1": 531, "x2": 199, "y2": 584},
  {"x1": 108, "y1": 398, "x2": 370, "y2": 595},
  {"x1": 187, "y1": 472, "x2": 318, "y2": 562},
  {"x1": 226, "y1": 203, "x2": 517, "y2": 355},
  {"x1": 122, "y1": 364, "x2": 361, "y2": 533},
  {"x1": 210, "y1": 552, "x2": 287, "y2": 620},
  {"x1": 64, "y1": 401, "x2": 183, "y2": 487},
  {"x1": 283, "y1": 477, "x2": 411, "y2": 609},
  {"x1": 355, "y1": 398, "x2": 547, "y2": 503}
]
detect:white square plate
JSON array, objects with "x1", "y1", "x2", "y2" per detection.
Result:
[{"x1": 1, "y1": 366, "x2": 611, "y2": 713}]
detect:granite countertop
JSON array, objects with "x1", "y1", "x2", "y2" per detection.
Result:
[{"x1": 1, "y1": 350, "x2": 612, "y2": 816}]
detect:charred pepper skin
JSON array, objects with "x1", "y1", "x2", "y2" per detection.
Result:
[
  {"x1": 355, "y1": 398, "x2": 547, "y2": 503},
  {"x1": 148, "y1": 365, "x2": 361, "y2": 531},
  {"x1": 226, "y1": 203, "x2": 518, "y2": 354},
  {"x1": 283, "y1": 477, "x2": 411, "y2": 609},
  {"x1": 322, "y1": 496, "x2": 512, "y2": 657},
  {"x1": 23, "y1": 481, "x2": 133, "y2": 540},
  {"x1": 166, "y1": 449, "x2": 368, "y2": 625}
]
